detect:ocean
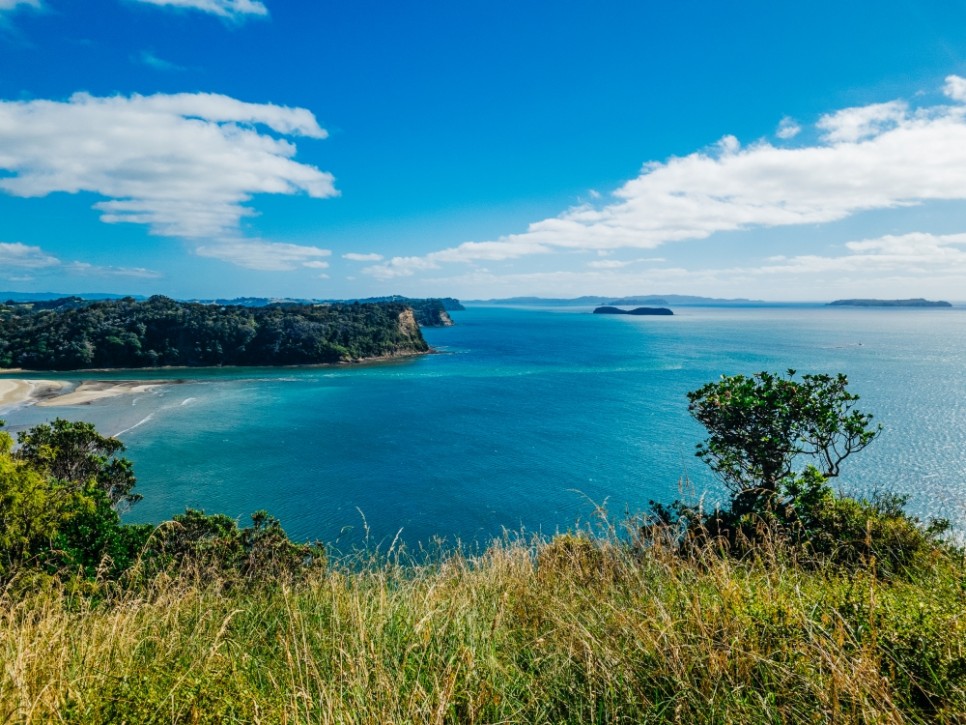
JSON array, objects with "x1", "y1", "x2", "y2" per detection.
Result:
[{"x1": 2, "y1": 305, "x2": 965, "y2": 546}]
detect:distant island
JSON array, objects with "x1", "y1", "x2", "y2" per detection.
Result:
[
  {"x1": 0, "y1": 296, "x2": 430, "y2": 371},
  {"x1": 465, "y1": 294, "x2": 762, "y2": 307},
  {"x1": 828, "y1": 298, "x2": 952, "y2": 308},
  {"x1": 593, "y1": 306, "x2": 674, "y2": 316}
]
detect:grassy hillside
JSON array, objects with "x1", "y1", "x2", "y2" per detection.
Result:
[{"x1": 1, "y1": 531, "x2": 964, "y2": 723}]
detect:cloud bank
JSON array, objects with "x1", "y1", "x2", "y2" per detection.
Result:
[
  {"x1": 0, "y1": 241, "x2": 161, "y2": 280},
  {"x1": 130, "y1": 0, "x2": 268, "y2": 21},
  {"x1": 365, "y1": 75, "x2": 966, "y2": 281},
  {"x1": 0, "y1": 0, "x2": 40, "y2": 12},
  {"x1": 194, "y1": 240, "x2": 331, "y2": 271},
  {"x1": 0, "y1": 92, "x2": 335, "y2": 240}
]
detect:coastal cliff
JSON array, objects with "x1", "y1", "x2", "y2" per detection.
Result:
[{"x1": 0, "y1": 296, "x2": 430, "y2": 370}]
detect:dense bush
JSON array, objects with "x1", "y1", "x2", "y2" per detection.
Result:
[
  {"x1": 0, "y1": 296, "x2": 428, "y2": 370},
  {"x1": 0, "y1": 419, "x2": 320, "y2": 585},
  {"x1": 646, "y1": 371, "x2": 951, "y2": 577}
]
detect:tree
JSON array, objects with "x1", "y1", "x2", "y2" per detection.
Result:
[
  {"x1": 15, "y1": 418, "x2": 140, "y2": 509},
  {"x1": 686, "y1": 369, "x2": 880, "y2": 509}
]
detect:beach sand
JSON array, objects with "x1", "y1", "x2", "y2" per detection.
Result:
[
  {"x1": 36, "y1": 381, "x2": 168, "y2": 407},
  {"x1": 0, "y1": 379, "x2": 171, "y2": 410},
  {"x1": 0, "y1": 379, "x2": 68, "y2": 410}
]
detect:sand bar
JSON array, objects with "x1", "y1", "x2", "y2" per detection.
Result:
[
  {"x1": 0, "y1": 379, "x2": 69, "y2": 410},
  {"x1": 36, "y1": 381, "x2": 169, "y2": 407}
]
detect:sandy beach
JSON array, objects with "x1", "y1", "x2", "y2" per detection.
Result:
[
  {"x1": 36, "y1": 381, "x2": 168, "y2": 407},
  {"x1": 0, "y1": 379, "x2": 69, "y2": 410},
  {"x1": 0, "y1": 379, "x2": 171, "y2": 410}
]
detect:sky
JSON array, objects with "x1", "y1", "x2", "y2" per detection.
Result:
[{"x1": 2, "y1": 1, "x2": 966, "y2": 301}]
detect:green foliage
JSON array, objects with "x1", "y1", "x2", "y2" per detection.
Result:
[
  {"x1": 16, "y1": 418, "x2": 140, "y2": 508},
  {"x1": 650, "y1": 371, "x2": 948, "y2": 577},
  {"x1": 0, "y1": 295, "x2": 428, "y2": 370},
  {"x1": 0, "y1": 419, "x2": 321, "y2": 584},
  {"x1": 146, "y1": 508, "x2": 325, "y2": 581},
  {"x1": 687, "y1": 369, "x2": 880, "y2": 498}
]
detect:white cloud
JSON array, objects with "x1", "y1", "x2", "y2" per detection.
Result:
[
  {"x1": 342, "y1": 252, "x2": 384, "y2": 262},
  {"x1": 363, "y1": 239, "x2": 552, "y2": 279},
  {"x1": 654, "y1": 231, "x2": 966, "y2": 300},
  {"x1": 0, "y1": 0, "x2": 40, "y2": 13},
  {"x1": 944, "y1": 75, "x2": 966, "y2": 103},
  {"x1": 0, "y1": 241, "x2": 59, "y2": 268},
  {"x1": 130, "y1": 0, "x2": 267, "y2": 21},
  {"x1": 587, "y1": 259, "x2": 631, "y2": 270},
  {"x1": 776, "y1": 116, "x2": 801, "y2": 140},
  {"x1": 816, "y1": 101, "x2": 908, "y2": 143},
  {"x1": 137, "y1": 50, "x2": 185, "y2": 72},
  {"x1": 413, "y1": 233, "x2": 966, "y2": 301},
  {"x1": 0, "y1": 92, "x2": 335, "y2": 239},
  {"x1": 0, "y1": 241, "x2": 162, "y2": 278},
  {"x1": 587, "y1": 257, "x2": 663, "y2": 270},
  {"x1": 301, "y1": 260, "x2": 330, "y2": 269},
  {"x1": 365, "y1": 80, "x2": 966, "y2": 281},
  {"x1": 64, "y1": 261, "x2": 163, "y2": 278},
  {"x1": 194, "y1": 240, "x2": 331, "y2": 271}
]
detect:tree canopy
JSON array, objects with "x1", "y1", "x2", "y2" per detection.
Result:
[
  {"x1": 0, "y1": 296, "x2": 428, "y2": 370},
  {"x1": 687, "y1": 369, "x2": 880, "y2": 499}
]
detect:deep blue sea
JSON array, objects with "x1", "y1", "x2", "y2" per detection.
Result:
[{"x1": 3, "y1": 305, "x2": 966, "y2": 546}]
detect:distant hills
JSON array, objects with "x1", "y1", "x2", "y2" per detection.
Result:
[
  {"x1": 828, "y1": 298, "x2": 952, "y2": 308},
  {"x1": 464, "y1": 294, "x2": 763, "y2": 307},
  {"x1": 0, "y1": 291, "x2": 146, "y2": 302}
]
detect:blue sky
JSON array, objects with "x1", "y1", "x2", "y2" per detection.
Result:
[{"x1": 2, "y1": 1, "x2": 966, "y2": 300}]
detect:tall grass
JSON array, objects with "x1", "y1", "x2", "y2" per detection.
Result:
[{"x1": 1, "y1": 531, "x2": 964, "y2": 723}]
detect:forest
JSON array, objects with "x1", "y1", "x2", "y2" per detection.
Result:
[{"x1": 0, "y1": 296, "x2": 429, "y2": 370}]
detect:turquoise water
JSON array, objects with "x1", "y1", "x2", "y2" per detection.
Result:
[{"x1": 3, "y1": 305, "x2": 966, "y2": 545}]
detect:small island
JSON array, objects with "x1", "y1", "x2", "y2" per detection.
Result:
[
  {"x1": 593, "y1": 306, "x2": 674, "y2": 316},
  {"x1": 828, "y1": 298, "x2": 952, "y2": 308}
]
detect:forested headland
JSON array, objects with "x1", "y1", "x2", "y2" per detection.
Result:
[{"x1": 0, "y1": 296, "x2": 429, "y2": 370}]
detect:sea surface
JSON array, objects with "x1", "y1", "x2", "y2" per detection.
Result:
[{"x1": 3, "y1": 305, "x2": 966, "y2": 547}]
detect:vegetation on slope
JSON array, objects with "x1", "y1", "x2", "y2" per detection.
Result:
[
  {"x1": 0, "y1": 371, "x2": 963, "y2": 722},
  {"x1": 0, "y1": 296, "x2": 428, "y2": 370}
]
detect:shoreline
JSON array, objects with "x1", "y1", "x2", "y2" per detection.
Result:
[
  {"x1": 0, "y1": 348, "x2": 431, "y2": 378},
  {"x1": 0, "y1": 380, "x2": 70, "y2": 411},
  {"x1": 0, "y1": 379, "x2": 175, "y2": 412},
  {"x1": 0, "y1": 351, "x2": 431, "y2": 412}
]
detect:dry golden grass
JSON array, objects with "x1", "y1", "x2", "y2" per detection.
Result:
[{"x1": 1, "y1": 533, "x2": 964, "y2": 723}]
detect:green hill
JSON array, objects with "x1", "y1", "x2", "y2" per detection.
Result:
[{"x1": 0, "y1": 296, "x2": 429, "y2": 370}]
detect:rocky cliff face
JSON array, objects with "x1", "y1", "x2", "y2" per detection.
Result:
[
  {"x1": 407, "y1": 299, "x2": 455, "y2": 327},
  {"x1": 397, "y1": 308, "x2": 423, "y2": 340}
]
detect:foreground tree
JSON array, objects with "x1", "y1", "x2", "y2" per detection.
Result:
[
  {"x1": 649, "y1": 371, "x2": 947, "y2": 574},
  {"x1": 16, "y1": 418, "x2": 140, "y2": 509},
  {"x1": 686, "y1": 369, "x2": 880, "y2": 509}
]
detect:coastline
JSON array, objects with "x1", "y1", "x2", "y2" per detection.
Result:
[
  {"x1": 0, "y1": 379, "x2": 173, "y2": 412},
  {"x1": 0, "y1": 350, "x2": 430, "y2": 412},
  {"x1": 0, "y1": 379, "x2": 69, "y2": 411}
]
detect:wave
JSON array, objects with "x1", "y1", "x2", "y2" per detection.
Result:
[{"x1": 113, "y1": 413, "x2": 155, "y2": 437}]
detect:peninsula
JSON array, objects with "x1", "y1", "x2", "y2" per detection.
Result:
[
  {"x1": 593, "y1": 306, "x2": 674, "y2": 316},
  {"x1": 0, "y1": 296, "x2": 429, "y2": 371},
  {"x1": 828, "y1": 298, "x2": 953, "y2": 308}
]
